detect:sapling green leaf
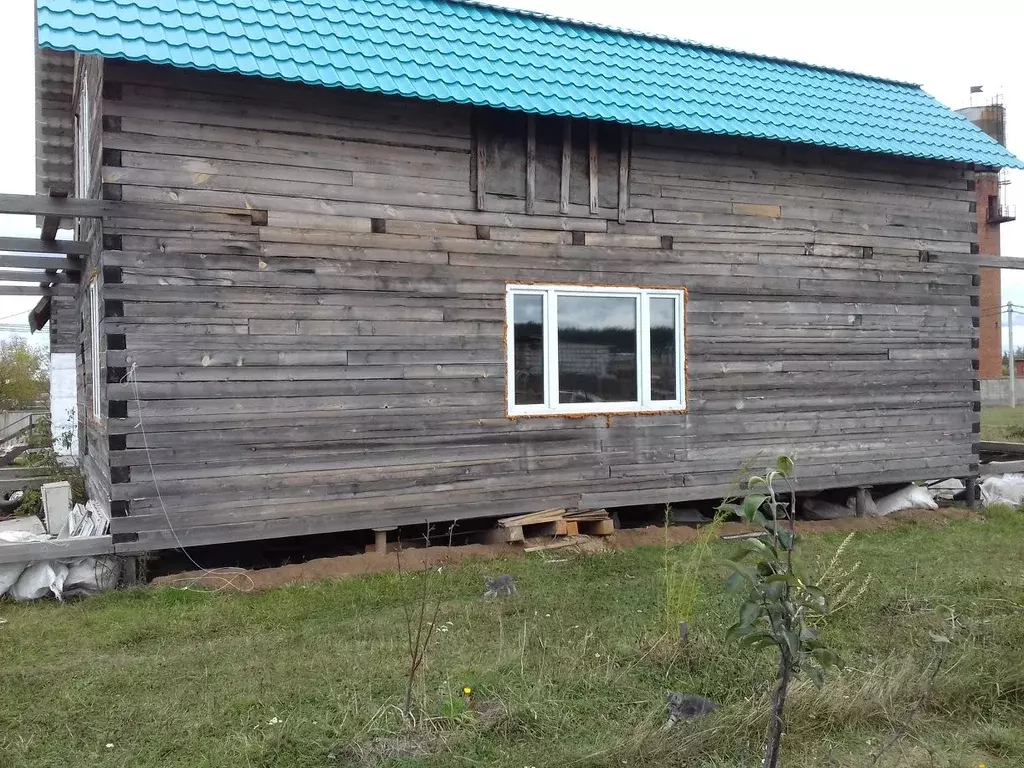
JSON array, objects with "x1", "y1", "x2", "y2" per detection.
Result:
[
  {"x1": 717, "y1": 457, "x2": 841, "y2": 768},
  {"x1": 776, "y1": 455, "x2": 795, "y2": 476},
  {"x1": 743, "y1": 494, "x2": 769, "y2": 521}
]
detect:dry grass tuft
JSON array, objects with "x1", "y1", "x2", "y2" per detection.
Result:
[{"x1": 599, "y1": 655, "x2": 1017, "y2": 767}]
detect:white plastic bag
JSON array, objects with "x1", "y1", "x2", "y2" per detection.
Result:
[
  {"x1": 63, "y1": 557, "x2": 118, "y2": 597},
  {"x1": 0, "y1": 563, "x2": 26, "y2": 596},
  {"x1": 979, "y1": 474, "x2": 1024, "y2": 506},
  {"x1": 872, "y1": 485, "x2": 937, "y2": 516},
  {"x1": 10, "y1": 562, "x2": 69, "y2": 601}
]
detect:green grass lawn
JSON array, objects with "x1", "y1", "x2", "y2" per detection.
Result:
[
  {"x1": 2, "y1": 510, "x2": 1023, "y2": 767},
  {"x1": 981, "y1": 406, "x2": 1024, "y2": 441}
]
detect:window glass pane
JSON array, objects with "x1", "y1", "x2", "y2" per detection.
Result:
[
  {"x1": 512, "y1": 294, "x2": 545, "y2": 405},
  {"x1": 557, "y1": 295, "x2": 637, "y2": 404},
  {"x1": 649, "y1": 296, "x2": 678, "y2": 401}
]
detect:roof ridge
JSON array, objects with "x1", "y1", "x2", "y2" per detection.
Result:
[{"x1": 443, "y1": 0, "x2": 922, "y2": 89}]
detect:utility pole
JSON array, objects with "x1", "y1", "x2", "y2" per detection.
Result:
[{"x1": 1009, "y1": 302, "x2": 1016, "y2": 408}]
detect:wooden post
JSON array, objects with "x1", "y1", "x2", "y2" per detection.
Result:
[
  {"x1": 617, "y1": 125, "x2": 630, "y2": 224},
  {"x1": 118, "y1": 556, "x2": 139, "y2": 588},
  {"x1": 525, "y1": 115, "x2": 536, "y2": 215},
  {"x1": 854, "y1": 486, "x2": 872, "y2": 517},
  {"x1": 965, "y1": 476, "x2": 980, "y2": 510},
  {"x1": 373, "y1": 527, "x2": 395, "y2": 554},
  {"x1": 560, "y1": 118, "x2": 571, "y2": 214},
  {"x1": 588, "y1": 121, "x2": 599, "y2": 214},
  {"x1": 474, "y1": 115, "x2": 486, "y2": 212}
]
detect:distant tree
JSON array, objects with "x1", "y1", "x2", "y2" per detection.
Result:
[{"x1": 0, "y1": 338, "x2": 48, "y2": 410}]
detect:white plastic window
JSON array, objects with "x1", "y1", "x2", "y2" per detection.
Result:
[{"x1": 505, "y1": 283, "x2": 686, "y2": 416}]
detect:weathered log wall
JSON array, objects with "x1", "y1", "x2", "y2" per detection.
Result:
[
  {"x1": 75, "y1": 54, "x2": 110, "y2": 511},
  {"x1": 94, "y1": 61, "x2": 978, "y2": 552}
]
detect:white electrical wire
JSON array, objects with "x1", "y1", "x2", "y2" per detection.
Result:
[{"x1": 123, "y1": 362, "x2": 254, "y2": 592}]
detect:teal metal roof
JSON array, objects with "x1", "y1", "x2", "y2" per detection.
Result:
[{"x1": 38, "y1": 0, "x2": 1023, "y2": 169}]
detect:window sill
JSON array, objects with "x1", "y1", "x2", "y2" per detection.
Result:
[{"x1": 508, "y1": 402, "x2": 687, "y2": 418}]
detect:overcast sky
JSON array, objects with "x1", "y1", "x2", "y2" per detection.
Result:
[{"x1": 2, "y1": 0, "x2": 1022, "y2": 347}]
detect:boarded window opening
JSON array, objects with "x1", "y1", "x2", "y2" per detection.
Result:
[{"x1": 478, "y1": 109, "x2": 625, "y2": 214}]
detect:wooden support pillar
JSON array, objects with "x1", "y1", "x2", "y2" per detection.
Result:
[
  {"x1": 965, "y1": 476, "x2": 980, "y2": 510},
  {"x1": 118, "y1": 555, "x2": 139, "y2": 588},
  {"x1": 855, "y1": 486, "x2": 873, "y2": 517},
  {"x1": 372, "y1": 527, "x2": 396, "y2": 554}
]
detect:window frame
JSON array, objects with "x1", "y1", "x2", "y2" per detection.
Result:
[
  {"x1": 88, "y1": 280, "x2": 102, "y2": 423},
  {"x1": 505, "y1": 283, "x2": 687, "y2": 417},
  {"x1": 75, "y1": 73, "x2": 90, "y2": 200}
]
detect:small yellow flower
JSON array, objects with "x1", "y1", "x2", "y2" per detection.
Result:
[{"x1": 462, "y1": 686, "x2": 472, "y2": 697}]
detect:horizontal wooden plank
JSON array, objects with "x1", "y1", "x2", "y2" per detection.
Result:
[
  {"x1": 0, "y1": 254, "x2": 81, "y2": 271},
  {"x1": 980, "y1": 461, "x2": 1024, "y2": 476},
  {"x1": 0, "y1": 192, "x2": 264, "y2": 224},
  {"x1": 927, "y1": 254, "x2": 1024, "y2": 270},
  {"x1": 0, "y1": 236, "x2": 90, "y2": 255},
  {"x1": 0, "y1": 536, "x2": 114, "y2": 566},
  {"x1": 0, "y1": 269, "x2": 72, "y2": 283}
]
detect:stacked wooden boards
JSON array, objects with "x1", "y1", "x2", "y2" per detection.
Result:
[
  {"x1": 82, "y1": 60, "x2": 976, "y2": 553},
  {"x1": 490, "y1": 508, "x2": 615, "y2": 543}
]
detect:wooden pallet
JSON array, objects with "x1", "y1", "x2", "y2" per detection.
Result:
[
  {"x1": 565, "y1": 509, "x2": 615, "y2": 536},
  {"x1": 487, "y1": 507, "x2": 614, "y2": 544}
]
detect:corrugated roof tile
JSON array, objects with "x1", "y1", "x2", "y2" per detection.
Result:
[{"x1": 37, "y1": 0, "x2": 1023, "y2": 168}]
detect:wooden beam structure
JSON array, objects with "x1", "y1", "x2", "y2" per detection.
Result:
[
  {"x1": 40, "y1": 187, "x2": 69, "y2": 240},
  {"x1": 0, "y1": 255, "x2": 81, "y2": 271},
  {"x1": 0, "y1": 269, "x2": 72, "y2": 283},
  {"x1": 28, "y1": 296, "x2": 51, "y2": 333},
  {"x1": 0, "y1": 192, "x2": 268, "y2": 334},
  {"x1": 0, "y1": 236, "x2": 89, "y2": 255},
  {"x1": 0, "y1": 284, "x2": 65, "y2": 296}
]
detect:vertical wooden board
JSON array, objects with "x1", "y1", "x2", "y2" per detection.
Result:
[
  {"x1": 535, "y1": 115, "x2": 562, "y2": 203},
  {"x1": 569, "y1": 120, "x2": 589, "y2": 206},
  {"x1": 474, "y1": 112, "x2": 486, "y2": 211},
  {"x1": 484, "y1": 110, "x2": 526, "y2": 199},
  {"x1": 588, "y1": 121, "x2": 599, "y2": 213},
  {"x1": 618, "y1": 125, "x2": 631, "y2": 224},
  {"x1": 560, "y1": 118, "x2": 571, "y2": 213},
  {"x1": 469, "y1": 108, "x2": 477, "y2": 193},
  {"x1": 597, "y1": 122, "x2": 619, "y2": 210},
  {"x1": 525, "y1": 115, "x2": 536, "y2": 215}
]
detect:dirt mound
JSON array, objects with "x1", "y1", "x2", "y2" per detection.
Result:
[{"x1": 152, "y1": 507, "x2": 976, "y2": 592}]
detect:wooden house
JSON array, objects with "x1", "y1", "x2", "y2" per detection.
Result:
[{"x1": 9, "y1": 0, "x2": 1021, "y2": 554}]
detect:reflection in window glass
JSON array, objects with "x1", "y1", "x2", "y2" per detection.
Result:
[
  {"x1": 512, "y1": 294, "x2": 545, "y2": 405},
  {"x1": 557, "y1": 295, "x2": 637, "y2": 404},
  {"x1": 650, "y1": 297, "x2": 677, "y2": 401}
]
